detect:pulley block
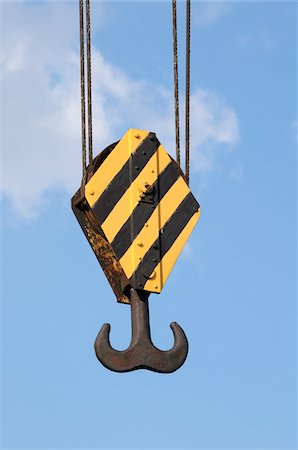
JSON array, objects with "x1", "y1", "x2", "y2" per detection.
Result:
[{"x1": 72, "y1": 128, "x2": 200, "y2": 303}]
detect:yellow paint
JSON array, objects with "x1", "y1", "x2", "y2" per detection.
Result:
[
  {"x1": 120, "y1": 176, "x2": 190, "y2": 279},
  {"x1": 144, "y1": 209, "x2": 200, "y2": 292},
  {"x1": 85, "y1": 128, "x2": 149, "y2": 207},
  {"x1": 84, "y1": 127, "x2": 201, "y2": 295},
  {"x1": 101, "y1": 145, "x2": 171, "y2": 243}
]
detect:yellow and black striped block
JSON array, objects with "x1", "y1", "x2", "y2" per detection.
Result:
[{"x1": 85, "y1": 129, "x2": 200, "y2": 294}]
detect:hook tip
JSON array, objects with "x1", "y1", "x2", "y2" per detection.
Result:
[{"x1": 94, "y1": 322, "x2": 111, "y2": 358}]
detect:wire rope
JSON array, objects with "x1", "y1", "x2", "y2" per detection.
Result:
[
  {"x1": 172, "y1": 0, "x2": 191, "y2": 184},
  {"x1": 172, "y1": 0, "x2": 181, "y2": 166},
  {"x1": 185, "y1": 0, "x2": 191, "y2": 184},
  {"x1": 79, "y1": 0, "x2": 87, "y2": 178},
  {"x1": 79, "y1": 0, "x2": 93, "y2": 179},
  {"x1": 86, "y1": 0, "x2": 93, "y2": 165}
]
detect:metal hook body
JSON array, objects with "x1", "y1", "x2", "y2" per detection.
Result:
[{"x1": 94, "y1": 288, "x2": 188, "y2": 373}]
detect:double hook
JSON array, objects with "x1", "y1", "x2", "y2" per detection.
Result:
[{"x1": 94, "y1": 288, "x2": 188, "y2": 373}]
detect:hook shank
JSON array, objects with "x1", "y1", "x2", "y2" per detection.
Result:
[{"x1": 94, "y1": 288, "x2": 188, "y2": 373}]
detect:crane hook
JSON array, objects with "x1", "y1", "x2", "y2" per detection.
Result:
[{"x1": 94, "y1": 288, "x2": 188, "y2": 373}]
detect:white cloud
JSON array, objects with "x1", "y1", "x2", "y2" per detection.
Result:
[
  {"x1": 0, "y1": 1, "x2": 239, "y2": 220},
  {"x1": 189, "y1": 89, "x2": 239, "y2": 173},
  {"x1": 194, "y1": 2, "x2": 231, "y2": 27}
]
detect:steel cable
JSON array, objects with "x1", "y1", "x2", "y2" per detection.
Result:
[
  {"x1": 172, "y1": 0, "x2": 180, "y2": 166},
  {"x1": 86, "y1": 0, "x2": 93, "y2": 165},
  {"x1": 79, "y1": 0, "x2": 93, "y2": 179},
  {"x1": 79, "y1": 0, "x2": 87, "y2": 178},
  {"x1": 185, "y1": 0, "x2": 191, "y2": 184},
  {"x1": 172, "y1": 0, "x2": 191, "y2": 184}
]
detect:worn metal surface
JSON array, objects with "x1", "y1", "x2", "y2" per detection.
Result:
[
  {"x1": 71, "y1": 141, "x2": 130, "y2": 304},
  {"x1": 94, "y1": 288, "x2": 188, "y2": 373}
]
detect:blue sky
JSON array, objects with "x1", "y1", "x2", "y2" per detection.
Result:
[{"x1": 1, "y1": 1, "x2": 297, "y2": 449}]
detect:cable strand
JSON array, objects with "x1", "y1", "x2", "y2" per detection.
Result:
[
  {"x1": 172, "y1": 0, "x2": 180, "y2": 166},
  {"x1": 86, "y1": 0, "x2": 93, "y2": 165},
  {"x1": 79, "y1": 0, "x2": 87, "y2": 178},
  {"x1": 185, "y1": 0, "x2": 191, "y2": 184}
]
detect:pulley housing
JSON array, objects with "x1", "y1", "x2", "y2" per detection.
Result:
[{"x1": 72, "y1": 128, "x2": 200, "y2": 304}]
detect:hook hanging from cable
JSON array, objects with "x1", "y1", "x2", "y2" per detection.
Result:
[
  {"x1": 73, "y1": 1, "x2": 200, "y2": 374},
  {"x1": 79, "y1": 0, "x2": 93, "y2": 180}
]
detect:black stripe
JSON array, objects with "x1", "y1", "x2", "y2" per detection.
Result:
[
  {"x1": 92, "y1": 133, "x2": 159, "y2": 225},
  {"x1": 131, "y1": 192, "x2": 199, "y2": 289},
  {"x1": 111, "y1": 163, "x2": 180, "y2": 260}
]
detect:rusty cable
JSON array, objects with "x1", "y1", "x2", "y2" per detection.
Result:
[
  {"x1": 185, "y1": 0, "x2": 191, "y2": 184},
  {"x1": 79, "y1": 0, "x2": 87, "y2": 178},
  {"x1": 86, "y1": 0, "x2": 93, "y2": 165},
  {"x1": 172, "y1": 0, "x2": 180, "y2": 166}
]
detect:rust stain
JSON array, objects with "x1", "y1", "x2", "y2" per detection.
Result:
[
  {"x1": 85, "y1": 223, "x2": 129, "y2": 304},
  {"x1": 71, "y1": 141, "x2": 131, "y2": 304}
]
